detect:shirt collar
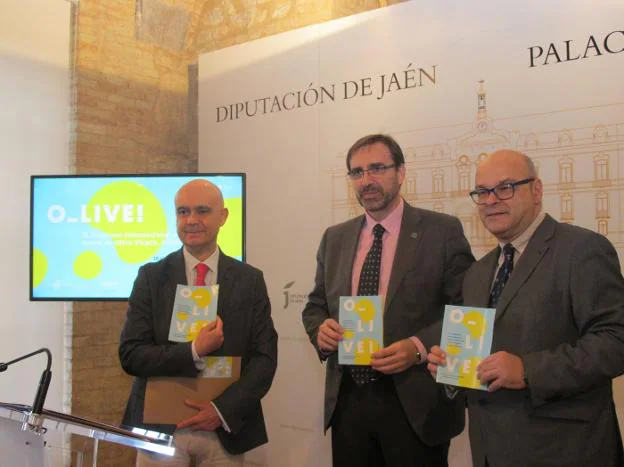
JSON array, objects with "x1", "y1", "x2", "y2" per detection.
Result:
[
  {"x1": 183, "y1": 247, "x2": 220, "y2": 275},
  {"x1": 501, "y1": 209, "x2": 546, "y2": 255}
]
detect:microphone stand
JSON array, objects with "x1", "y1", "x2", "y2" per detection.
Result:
[{"x1": 0, "y1": 348, "x2": 52, "y2": 434}]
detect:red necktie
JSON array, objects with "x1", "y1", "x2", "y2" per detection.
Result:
[{"x1": 194, "y1": 263, "x2": 209, "y2": 286}]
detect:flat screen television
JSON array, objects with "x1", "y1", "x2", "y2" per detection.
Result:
[{"x1": 30, "y1": 173, "x2": 245, "y2": 301}]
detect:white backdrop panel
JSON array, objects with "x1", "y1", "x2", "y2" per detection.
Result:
[
  {"x1": 0, "y1": 0, "x2": 71, "y2": 465},
  {"x1": 199, "y1": 2, "x2": 624, "y2": 466}
]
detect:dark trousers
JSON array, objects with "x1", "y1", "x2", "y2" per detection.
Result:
[{"x1": 331, "y1": 372, "x2": 449, "y2": 467}]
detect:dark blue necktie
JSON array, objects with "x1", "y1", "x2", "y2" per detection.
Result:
[
  {"x1": 349, "y1": 224, "x2": 385, "y2": 386},
  {"x1": 488, "y1": 243, "x2": 514, "y2": 308}
]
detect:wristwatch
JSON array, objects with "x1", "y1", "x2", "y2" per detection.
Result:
[{"x1": 408, "y1": 336, "x2": 423, "y2": 364}]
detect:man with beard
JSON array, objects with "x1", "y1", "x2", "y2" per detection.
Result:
[
  {"x1": 302, "y1": 134, "x2": 475, "y2": 467},
  {"x1": 120, "y1": 179, "x2": 278, "y2": 466}
]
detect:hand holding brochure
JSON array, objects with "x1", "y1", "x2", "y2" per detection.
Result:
[
  {"x1": 436, "y1": 305, "x2": 496, "y2": 391},
  {"x1": 338, "y1": 295, "x2": 383, "y2": 365},
  {"x1": 168, "y1": 284, "x2": 219, "y2": 342}
]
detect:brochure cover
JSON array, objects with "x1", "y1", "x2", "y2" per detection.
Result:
[
  {"x1": 338, "y1": 295, "x2": 383, "y2": 365},
  {"x1": 144, "y1": 357, "x2": 241, "y2": 424},
  {"x1": 201, "y1": 356, "x2": 234, "y2": 378},
  {"x1": 436, "y1": 305, "x2": 496, "y2": 390},
  {"x1": 168, "y1": 284, "x2": 219, "y2": 342}
]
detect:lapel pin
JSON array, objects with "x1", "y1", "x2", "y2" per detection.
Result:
[{"x1": 410, "y1": 232, "x2": 419, "y2": 239}]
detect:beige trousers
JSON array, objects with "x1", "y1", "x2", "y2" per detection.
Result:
[{"x1": 136, "y1": 429, "x2": 243, "y2": 467}]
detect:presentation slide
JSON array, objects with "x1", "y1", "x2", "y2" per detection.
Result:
[{"x1": 31, "y1": 174, "x2": 244, "y2": 300}]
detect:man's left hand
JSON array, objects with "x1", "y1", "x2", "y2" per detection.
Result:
[
  {"x1": 176, "y1": 400, "x2": 223, "y2": 431},
  {"x1": 370, "y1": 338, "x2": 420, "y2": 374},
  {"x1": 477, "y1": 351, "x2": 527, "y2": 392}
]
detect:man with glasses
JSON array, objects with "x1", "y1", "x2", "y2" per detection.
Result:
[
  {"x1": 302, "y1": 134, "x2": 474, "y2": 467},
  {"x1": 428, "y1": 149, "x2": 624, "y2": 467}
]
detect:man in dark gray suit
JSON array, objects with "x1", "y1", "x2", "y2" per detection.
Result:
[
  {"x1": 302, "y1": 134, "x2": 475, "y2": 467},
  {"x1": 429, "y1": 149, "x2": 624, "y2": 467},
  {"x1": 119, "y1": 179, "x2": 278, "y2": 466}
]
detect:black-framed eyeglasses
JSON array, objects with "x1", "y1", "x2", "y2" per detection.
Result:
[
  {"x1": 347, "y1": 163, "x2": 397, "y2": 181},
  {"x1": 469, "y1": 178, "x2": 535, "y2": 204}
]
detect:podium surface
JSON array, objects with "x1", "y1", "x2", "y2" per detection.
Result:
[{"x1": 0, "y1": 402, "x2": 174, "y2": 466}]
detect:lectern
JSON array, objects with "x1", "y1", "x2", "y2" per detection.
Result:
[{"x1": 0, "y1": 402, "x2": 174, "y2": 466}]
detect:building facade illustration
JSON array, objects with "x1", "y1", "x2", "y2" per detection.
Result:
[{"x1": 329, "y1": 82, "x2": 624, "y2": 261}]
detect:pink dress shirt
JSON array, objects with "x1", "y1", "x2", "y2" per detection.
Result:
[{"x1": 351, "y1": 198, "x2": 427, "y2": 361}]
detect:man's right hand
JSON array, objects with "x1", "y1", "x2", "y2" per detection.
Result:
[
  {"x1": 194, "y1": 316, "x2": 224, "y2": 356},
  {"x1": 427, "y1": 345, "x2": 447, "y2": 378},
  {"x1": 317, "y1": 318, "x2": 344, "y2": 352}
]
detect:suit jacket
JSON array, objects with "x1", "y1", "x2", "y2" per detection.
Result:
[
  {"x1": 464, "y1": 214, "x2": 624, "y2": 467},
  {"x1": 119, "y1": 249, "x2": 278, "y2": 455},
  {"x1": 302, "y1": 202, "x2": 475, "y2": 446}
]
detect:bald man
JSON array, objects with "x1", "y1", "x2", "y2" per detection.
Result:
[
  {"x1": 120, "y1": 180, "x2": 278, "y2": 466},
  {"x1": 428, "y1": 150, "x2": 624, "y2": 467}
]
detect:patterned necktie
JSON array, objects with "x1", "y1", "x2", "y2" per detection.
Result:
[
  {"x1": 349, "y1": 223, "x2": 385, "y2": 386},
  {"x1": 488, "y1": 243, "x2": 514, "y2": 308},
  {"x1": 194, "y1": 263, "x2": 209, "y2": 286}
]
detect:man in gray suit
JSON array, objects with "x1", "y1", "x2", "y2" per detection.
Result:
[
  {"x1": 429, "y1": 150, "x2": 624, "y2": 467},
  {"x1": 302, "y1": 134, "x2": 475, "y2": 467},
  {"x1": 120, "y1": 179, "x2": 278, "y2": 466}
]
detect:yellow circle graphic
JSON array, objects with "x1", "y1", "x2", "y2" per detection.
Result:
[
  {"x1": 220, "y1": 197, "x2": 243, "y2": 257},
  {"x1": 463, "y1": 311, "x2": 487, "y2": 338},
  {"x1": 74, "y1": 251, "x2": 103, "y2": 280},
  {"x1": 32, "y1": 248, "x2": 48, "y2": 288},
  {"x1": 87, "y1": 181, "x2": 167, "y2": 264},
  {"x1": 354, "y1": 298, "x2": 376, "y2": 322},
  {"x1": 191, "y1": 288, "x2": 213, "y2": 308},
  {"x1": 447, "y1": 343, "x2": 462, "y2": 356}
]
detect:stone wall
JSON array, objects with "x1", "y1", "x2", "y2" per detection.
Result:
[{"x1": 70, "y1": 0, "x2": 403, "y2": 464}]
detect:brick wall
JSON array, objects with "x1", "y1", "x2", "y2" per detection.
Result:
[
  {"x1": 71, "y1": 0, "x2": 195, "y2": 463},
  {"x1": 70, "y1": 0, "x2": 403, "y2": 465}
]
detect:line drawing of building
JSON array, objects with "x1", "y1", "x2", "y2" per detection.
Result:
[{"x1": 328, "y1": 81, "x2": 624, "y2": 261}]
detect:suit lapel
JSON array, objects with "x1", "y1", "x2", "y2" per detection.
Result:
[
  {"x1": 494, "y1": 215, "x2": 556, "y2": 322},
  {"x1": 338, "y1": 216, "x2": 365, "y2": 297},
  {"x1": 216, "y1": 251, "x2": 235, "y2": 317},
  {"x1": 385, "y1": 205, "x2": 423, "y2": 312},
  {"x1": 471, "y1": 249, "x2": 499, "y2": 307},
  {"x1": 162, "y1": 248, "x2": 186, "y2": 286},
  {"x1": 160, "y1": 250, "x2": 186, "y2": 338}
]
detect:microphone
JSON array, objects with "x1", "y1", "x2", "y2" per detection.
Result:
[{"x1": 0, "y1": 348, "x2": 52, "y2": 434}]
